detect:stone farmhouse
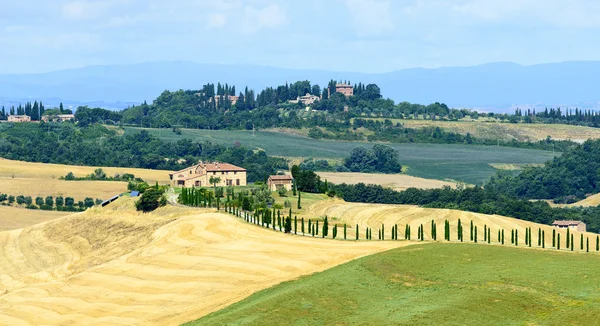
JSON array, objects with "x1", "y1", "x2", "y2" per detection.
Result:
[
  {"x1": 7, "y1": 115, "x2": 31, "y2": 123},
  {"x1": 267, "y1": 175, "x2": 294, "y2": 191},
  {"x1": 552, "y1": 220, "x2": 586, "y2": 232},
  {"x1": 209, "y1": 95, "x2": 239, "y2": 106},
  {"x1": 169, "y1": 162, "x2": 247, "y2": 188},
  {"x1": 328, "y1": 83, "x2": 354, "y2": 98},
  {"x1": 41, "y1": 114, "x2": 75, "y2": 122},
  {"x1": 288, "y1": 93, "x2": 320, "y2": 106}
]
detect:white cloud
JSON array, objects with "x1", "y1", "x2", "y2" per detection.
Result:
[
  {"x1": 343, "y1": 0, "x2": 394, "y2": 36},
  {"x1": 241, "y1": 3, "x2": 286, "y2": 34},
  {"x1": 207, "y1": 13, "x2": 228, "y2": 29}
]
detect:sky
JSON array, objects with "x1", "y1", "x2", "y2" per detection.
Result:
[{"x1": 1, "y1": 0, "x2": 600, "y2": 74}]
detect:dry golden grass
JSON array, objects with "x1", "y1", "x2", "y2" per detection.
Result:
[
  {"x1": 316, "y1": 172, "x2": 458, "y2": 190},
  {"x1": 308, "y1": 199, "x2": 597, "y2": 247},
  {"x1": 0, "y1": 158, "x2": 171, "y2": 183},
  {"x1": 397, "y1": 119, "x2": 600, "y2": 142},
  {"x1": 0, "y1": 198, "x2": 408, "y2": 325},
  {"x1": 0, "y1": 206, "x2": 70, "y2": 231},
  {"x1": 0, "y1": 178, "x2": 125, "y2": 201}
]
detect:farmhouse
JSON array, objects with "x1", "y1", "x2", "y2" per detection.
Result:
[
  {"x1": 209, "y1": 95, "x2": 239, "y2": 106},
  {"x1": 8, "y1": 115, "x2": 31, "y2": 123},
  {"x1": 552, "y1": 220, "x2": 586, "y2": 232},
  {"x1": 170, "y1": 162, "x2": 246, "y2": 188},
  {"x1": 41, "y1": 114, "x2": 75, "y2": 122},
  {"x1": 288, "y1": 93, "x2": 320, "y2": 106},
  {"x1": 267, "y1": 175, "x2": 294, "y2": 191}
]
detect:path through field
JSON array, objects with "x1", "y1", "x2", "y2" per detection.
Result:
[{"x1": 0, "y1": 198, "x2": 407, "y2": 325}]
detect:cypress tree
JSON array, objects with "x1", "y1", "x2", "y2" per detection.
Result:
[
  {"x1": 431, "y1": 220, "x2": 435, "y2": 241},
  {"x1": 511, "y1": 230, "x2": 514, "y2": 244},
  {"x1": 294, "y1": 216, "x2": 297, "y2": 234},
  {"x1": 586, "y1": 237, "x2": 589, "y2": 252},
  {"x1": 344, "y1": 224, "x2": 347, "y2": 240},
  {"x1": 474, "y1": 226, "x2": 478, "y2": 243},
  {"x1": 542, "y1": 230, "x2": 545, "y2": 248},
  {"x1": 378, "y1": 229, "x2": 381, "y2": 240},
  {"x1": 571, "y1": 234, "x2": 574, "y2": 251},
  {"x1": 498, "y1": 230, "x2": 501, "y2": 243},
  {"x1": 284, "y1": 216, "x2": 292, "y2": 233},
  {"x1": 408, "y1": 225, "x2": 411, "y2": 240},
  {"x1": 333, "y1": 224, "x2": 337, "y2": 239},
  {"x1": 487, "y1": 229, "x2": 491, "y2": 244},
  {"x1": 484, "y1": 225, "x2": 487, "y2": 242},
  {"x1": 356, "y1": 225, "x2": 359, "y2": 240},
  {"x1": 457, "y1": 219, "x2": 462, "y2": 241},
  {"x1": 308, "y1": 219, "x2": 311, "y2": 235},
  {"x1": 581, "y1": 234, "x2": 584, "y2": 250},
  {"x1": 405, "y1": 225, "x2": 409, "y2": 240},
  {"x1": 538, "y1": 228, "x2": 541, "y2": 246},
  {"x1": 567, "y1": 228, "x2": 570, "y2": 248},
  {"x1": 382, "y1": 224, "x2": 385, "y2": 240},
  {"x1": 316, "y1": 220, "x2": 319, "y2": 235},
  {"x1": 501, "y1": 229, "x2": 504, "y2": 245},
  {"x1": 552, "y1": 229, "x2": 556, "y2": 247},
  {"x1": 597, "y1": 235, "x2": 599, "y2": 251},
  {"x1": 421, "y1": 224, "x2": 424, "y2": 241},
  {"x1": 395, "y1": 223, "x2": 398, "y2": 240},
  {"x1": 297, "y1": 191, "x2": 302, "y2": 209},
  {"x1": 470, "y1": 220, "x2": 474, "y2": 241},
  {"x1": 515, "y1": 229, "x2": 518, "y2": 246},
  {"x1": 322, "y1": 217, "x2": 328, "y2": 238},
  {"x1": 301, "y1": 218, "x2": 305, "y2": 234},
  {"x1": 529, "y1": 228, "x2": 532, "y2": 247},
  {"x1": 557, "y1": 233, "x2": 561, "y2": 250}
]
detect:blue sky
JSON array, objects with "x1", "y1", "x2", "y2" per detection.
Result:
[{"x1": 1, "y1": 0, "x2": 600, "y2": 74}]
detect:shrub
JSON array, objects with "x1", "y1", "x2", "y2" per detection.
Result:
[
  {"x1": 55, "y1": 196, "x2": 64, "y2": 207},
  {"x1": 135, "y1": 188, "x2": 167, "y2": 212}
]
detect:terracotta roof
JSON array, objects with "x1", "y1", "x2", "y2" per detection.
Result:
[
  {"x1": 269, "y1": 175, "x2": 293, "y2": 181},
  {"x1": 552, "y1": 220, "x2": 584, "y2": 226},
  {"x1": 173, "y1": 162, "x2": 246, "y2": 174}
]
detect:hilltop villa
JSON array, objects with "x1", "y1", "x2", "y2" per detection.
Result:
[
  {"x1": 267, "y1": 175, "x2": 293, "y2": 191},
  {"x1": 552, "y1": 220, "x2": 587, "y2": 232},
  {"x1": 328, "y1": 83, "x2": 354, "y2": 97},
  {"x1": 169, "y1": 162, "x2": 247, "y2": 188},
  {"x1": 288, "y1": 93, "x2": 320, "y2": 106}
]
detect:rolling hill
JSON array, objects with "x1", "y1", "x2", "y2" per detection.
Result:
[{"x1": 2, "y1": 60, "x2": 600, "y2": 110}]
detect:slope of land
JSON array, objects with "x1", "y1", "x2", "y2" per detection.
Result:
[
  {"x1": 307, "y1": 199, "x2": 597, "y2": 246},
  {"x1": 190, "y1": 243, "x2": 600, "y2": 326},
  {"x1": 316, "y1": 172, "x2": 459, "y2": 190},
  {"x1": 0, "y1": 206, "x2": 70, "y2": 231},
  {"x1": 125, "y1": 127, "x2": 557, "y2": 184},
  {"x1": 0, "y1": 178, "x2": 125, "y2": 201},
  {"x1": 399, "y1": 119, "x2": 600, "y2": 142},
  {"x1": 0, "y1": 158, "x2": 171, "y2": 183},
  {"x1": 0, "y1": 198, "x2": 406, "y2": 325}
]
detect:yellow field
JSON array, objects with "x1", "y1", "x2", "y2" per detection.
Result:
[
  {"x1": 0, "y1": 178, "x2": 126, "y2": 201},
  {"x1": 0, "y1": 158, "x2": 171, "y2": 183},
  {"x1": 316, "y1": 172, "x2": 458, "y2": 190},
  {"x1": 0, "y1": 198, "x2": 407, "y2": 325},
  {"x1": 308, "y1": 199, "x2": 597, "y2": 246},
  {"x1": 394, "y1": 119, "x2": 600, "y2": 142},
  {"x1": 0, "y1": 206, "x2": 70, "y2": 231}
]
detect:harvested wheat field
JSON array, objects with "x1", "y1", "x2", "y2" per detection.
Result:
[
  {"x1": 0, "y1": 158, "x2": 171, "y2": 183},
  {"x1": 399, "y1": 119, "x2": 600, "y2": 142},
  {"x1": 0, "y1": 198, "x2": 408, "y2": 325},
  {"x1": 0, "y1": 206, "x2": 70, "y2": 231},
  {"x1": 308, "y1": 199, "x2": 598, "y2": 247},
  {"x1": 0, "y1": 178, "x2": 125, "y2": 201},
  {"x1": 316, "y1": 172, "x2": 458, "y2": 190}
]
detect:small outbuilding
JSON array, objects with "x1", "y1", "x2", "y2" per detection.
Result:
[
  {"x1": 552, "y1": 220, "x2": 586, "y2": 232},
  {"x1": 267, "y1": 175, "x2": 294, "y2": 192}
]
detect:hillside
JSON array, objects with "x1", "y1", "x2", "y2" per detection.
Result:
[
  {"x1": 0, "y1": 198, "x2": 405, "y2": 325},
  {"x1": 2, "y1": 60, "x2": 600, "y2": 109},
  {"x1": 190, "y1": 243, "x2": 600, "y2": 325},
  {"x1": 399, "y1": 119, "x2": 600, "y2": 143}
]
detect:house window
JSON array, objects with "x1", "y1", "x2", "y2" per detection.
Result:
[
  {"x1": 236, "y1": 179, "x2": 240, "y2": 186},
  {"x1": 213, "y1": 172, "x2": 216, "y2": 175}
]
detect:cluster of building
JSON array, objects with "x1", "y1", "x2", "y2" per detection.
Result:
[
  {"x1": 288, "y1": 83, "x2": 354, "y2": 106},
  {"x1": 5, "y1": 114, "x2": 75, "y2": 123},
  {"x1": 170, "y1": 161, "x2": 294, "y2": 191}
]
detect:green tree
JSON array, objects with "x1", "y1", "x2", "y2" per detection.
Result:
[
  {"x1": 333, "y1": 224, "x2": 338, "y2": 239},
  {"x1": 35, "y1": 196, "x2": 44, "y2": 206},
  {"x1": 135, "y1": 188, "x2": 166, "y2": 212},
  {"x1": 284, "y1": 216, "x2": 292, "y2": 233},
  {"x1": 294, "y1": 216, "x2": 297, "y2": 234},
  {"x1": 45, "y1": 196, "x2": 53, "y2": 207},
  {"x1": 470, "y1": 220, "x2": 474, "y2": 241},
  {"x1": 209, "y1": 176, "x2": 221, "y2": 191},
  {"x1": 84, "y1": 197, "x2": 95, "y2": 207},
  {"x1": 474, "y1": 226, "x2": 478, "y2": 243},
  {"x1": 597, "y1": 235, "x2": 599, "y2": 251},
  {"x1": 297, "y1": 191, "x2": 302, "y2": 209},
  {"x1": 557, "y1": 233, "x2": 561, "y2": 250},
  {"x1": 55, "y1": 196, "x2": 64, "y2": 207},
  {"x1": 322, "y1": 216, "x2": 329, "y2": 238},
  {"x1": 356, "y1": 224, "x2": 359, "y2": 240},
  {"x1": 566, "y1": 228, "x2": 570, "y2": 248},
  {"x1": 65, "y1": 197, "x2": 75, "y2": 206},
  {"x1": 581, "y1": 234, "x2": 584, "y2": 250},
  {"x1": 344, "y1": 224, "x2": 347, "y2": 240},
  {"x1": 586, "y1": 237, "x2": 589, "y2": 252},
  {"x1": 542, "y1": 230, "x2": 545, "y2": 248},
  {"x1": 302, "y1": 218, "x2": 305, "y2": 234},
  {"x1": 552, "y1": 229, "x2": 556, "y2": 247}
]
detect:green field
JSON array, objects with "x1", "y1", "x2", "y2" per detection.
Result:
[
  {"x1": 123, "y1": 127, "x2": 557, "y2": 184},
  {"x1": 186, "y1": 243, "x2": 600, "y2": 326}
]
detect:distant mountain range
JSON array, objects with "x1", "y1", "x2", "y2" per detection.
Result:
[{"x1": 1, "y1": 61, "x2": 599, "y2": 112}]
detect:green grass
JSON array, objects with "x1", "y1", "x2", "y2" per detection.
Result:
[
  {"x1": 123, "y1": 127, "x2": 556, "y2": 185},
  {"x1": 185, "y1": 243, "x2": 600, "y2": 326}
]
